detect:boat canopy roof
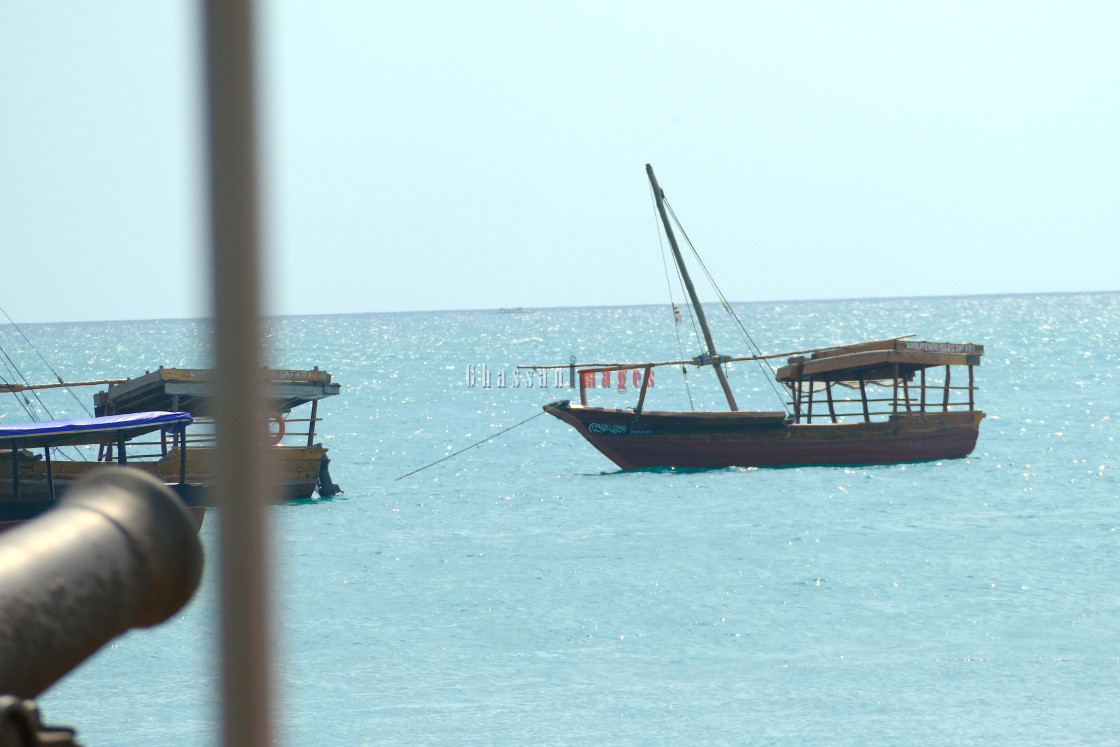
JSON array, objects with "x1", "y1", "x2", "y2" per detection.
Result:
[
  {"x1": 0, "y1": 411, "x2": 192, "y2": 449},
  {"x1": 96, "y1": 367, "x2": 341, "y2": 417},
  {"x1": 525, "y1": 336, "x2": 983, "y2": 378},
  {"x1": 776, "y1": 339, "x2": 984, "y2": 384}
]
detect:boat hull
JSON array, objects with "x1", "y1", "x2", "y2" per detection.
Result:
[
  {"x1": 0, "y1": 445, "x2": 329, "y2": 502},
  {"x1": 545, "y1": 401, "x2": 984, "y2": 470},
  {"x1": 129, "y1": 444, "x2": 334, "y2": 502},
  {"x1": 0, "y1": 482, "x2": 207, "y2": 532},
  {"x1": 0, "y1": 444, "x2": 336, "y2": 529}
]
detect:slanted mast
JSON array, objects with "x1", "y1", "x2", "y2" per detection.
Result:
[{"x1": 646, "y1": 163, "x2": 739, "y2": 411}]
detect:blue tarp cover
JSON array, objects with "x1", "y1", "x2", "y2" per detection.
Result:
[{"x1": 0, "y1": 411, "x2": 193, "y2": 449}]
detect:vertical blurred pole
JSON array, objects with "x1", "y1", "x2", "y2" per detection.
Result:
[{"x1": 202, "y1": 1, "x2": 274, "y2": 745}]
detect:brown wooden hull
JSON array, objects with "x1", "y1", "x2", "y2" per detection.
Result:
[
  {"x1": 545, "y1": 401, "x2": 984, "y2": 470},
  {"x1": 132, "y1": 445, "x2": 331, "y2": 502},
  {"x1": 0, "y1": 444, "x2": 334, "y2": 528},
  {"x1": 0, "y1": 483, "x2": 207, "y2": 532}
]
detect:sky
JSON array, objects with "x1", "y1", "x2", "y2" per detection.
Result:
[{"x1": 2, "y1": 2, "x2": 1118, "y2": 324}]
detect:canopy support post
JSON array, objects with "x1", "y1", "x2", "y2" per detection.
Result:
[
  {"x1": 943, "y1": 365, "x2": 951, "y2": 411},
  {"x1": 859, "y1": 378, "x2": 870, "y2": 423},
  {"x1": 12, "y1": 446, "x2": 20, "y2": 501},
  {"x1": 806, "y1": 377, "x2": 815, "y2": 423},
  {"x1": 634, "y1": 366, "x2": 653, "y2": 413},
  {"x1": 968, "y1": 365, "x2": 975, "y2": 410},
  {"x1": 892, "y1": 364, "x2": 900, "y2": 415},
  {"x1": 43, "y1": 448, "x2": 55, "y2": 501},
  {"x1": 179, "y1": 433, "x2": 188, "y2": 486},
  {"x1": 307, "y1": 400, "x2": 319, "y2": 447}
]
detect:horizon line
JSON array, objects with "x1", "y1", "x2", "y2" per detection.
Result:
[{"x1": 10, "y1": 287, "x2": 1118, "y2": 327}]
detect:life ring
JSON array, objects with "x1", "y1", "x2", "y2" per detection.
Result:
[{"x1": 266, "y1": 411, "x2": 286, "y2": 445}]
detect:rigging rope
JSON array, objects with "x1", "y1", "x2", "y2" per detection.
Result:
[
  {"x1": 650, "y1": 183, "x2": 697, "y2": 411},
  {"x1": 0, "y1": 307, "x2": 92, "y2": 460},
  {"x1": 0, "y1": 368, "x2": 38, "y2": 421},
  {"x1": 395, "y1": 403, "x2": 562, "y2": 481},
  {"x1": 0, "y1": 304, "x2": 93, "y2": 417},
  {"x1": 663, "y1": 200, "x2": 791, "y2": 414},
  {"x1": 0, "y1": 344, "x2": 57, "y2": 422}
]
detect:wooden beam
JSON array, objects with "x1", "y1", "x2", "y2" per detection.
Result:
[
  {"x1": 859, "y1": 379, "x2": 870, "y2": 423},
  {"x1": 943, "y1": 365, "x2": 951, "y2": 411},
  {"x1": 968, "y1": 365, "x2": 975, "y2": 410},
  {"x1": 892, "y1": 364, "x2": 899, "y2": 415},
  {"x1": 634, "y1": 365, "x2": 652, "y2": 413},
  {"x1": 806, "y1": 378, "x2": 815, "y2": 423},
  {"x1": 518, "y1": 336, "x2": 919, "y2": 372},
  {"x1": 0, "y1": 378, "x2": 128, "y2": 393}
]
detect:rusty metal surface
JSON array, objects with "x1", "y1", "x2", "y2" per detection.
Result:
[
  {"x1": 0, "y1": 697, "x2": 78, "y2": 746},
  {"x1": 0, "y1": 467, "x2": 203, "y2": 700}
]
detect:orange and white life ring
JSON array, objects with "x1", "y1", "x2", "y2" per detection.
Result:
[{"x1": 265, "y1": 411, "x2": 286, "y2": 445}]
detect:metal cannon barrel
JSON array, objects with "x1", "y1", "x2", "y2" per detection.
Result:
[{"x1": 0, "y1": 467, "x2": 204, "y2": 699}]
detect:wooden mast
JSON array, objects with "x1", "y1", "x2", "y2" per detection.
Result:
[{"x1": 645, "y1": 163, "x2": 739, "y2": 411}]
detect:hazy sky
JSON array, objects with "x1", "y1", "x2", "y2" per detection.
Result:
[{"x1": 2, "y1": 2, "x2": 1117, "y2": 324}]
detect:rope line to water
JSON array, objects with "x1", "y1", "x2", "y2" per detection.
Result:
[{"x1": 395, "y1": 403, "x2": 562, "y2": 481}]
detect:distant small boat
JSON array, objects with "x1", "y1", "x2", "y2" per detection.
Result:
[
  {"x1": 0, "y1": 411, "x2": 200, "y2": 529},
  {"x1": 498, "y1": 307, "x2": 530, "y2": 314},
  {"x1": 527, "y1": 165, "x2": 985, "y2": 470}
]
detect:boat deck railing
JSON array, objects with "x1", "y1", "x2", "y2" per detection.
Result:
[
  {"x1": 86, "y1": 414, "x2": 325, "y2": 462},
  {"x1": 572, "y1": 355, "x2": 980, "y2": 423},
  {"x1": 576, "y1": 365, "x2": 657, "y2": 410},
  {"x1": 788, "y1": 364, "x2": 979, "y2": 424}
]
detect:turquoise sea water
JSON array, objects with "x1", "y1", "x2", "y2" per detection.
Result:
[{"x1": 6, "y1": 292, "x2": 1118, "y2": 745}]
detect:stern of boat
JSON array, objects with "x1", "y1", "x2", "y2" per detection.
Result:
[{"x1": 149, "y1": 443, "x2": 338, "y2": 501}]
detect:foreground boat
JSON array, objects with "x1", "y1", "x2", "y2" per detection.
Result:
[
  {"x1": 0, "y1": 411, "x2": 202, "y2": 529},
  {"x1": 1, "y1": 366, "x2": 343, "y2": 503},
  {"x1": 530, "y1": 165, "x2": 984, "y2": 470},
  {"x1": 93, "y1": 367, "x2": 343, "y2": 500}
]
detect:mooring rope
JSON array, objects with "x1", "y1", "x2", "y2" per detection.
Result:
[{"x1": 395, "y1": 402, "x2": 564, "y2": 481}]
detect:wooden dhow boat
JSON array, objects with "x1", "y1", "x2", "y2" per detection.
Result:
[
  {"x1": 92, "y1": 367, "x2": 343, "y2": 500},
  {"x1": 1, "y1": 367, "x2": 343, "y2": 503},
  {"x1": 529, "y1": 165, "x2": 985, "y2": 470},
  {"x1": 0, "y1": 410, "x2": 202, "y2": 529}
]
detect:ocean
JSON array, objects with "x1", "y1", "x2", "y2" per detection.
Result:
[{"x1": 5, "y1": 292, "x2": 1118, "y2": 745}]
